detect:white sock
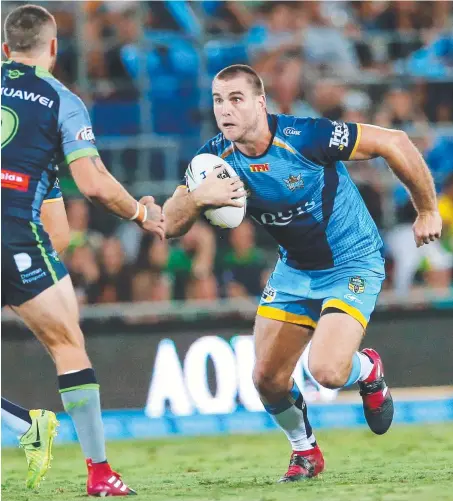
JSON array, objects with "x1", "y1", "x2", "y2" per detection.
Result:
[
  {"x1": 264, "y1": 381, "x2": 316, "y2": 451},
  {"x1": 357, "y1": 352, "x2": 374, "y2": 381},
  {"x1": 273, "y1": 405, "x2": 316, "y2": 451}
]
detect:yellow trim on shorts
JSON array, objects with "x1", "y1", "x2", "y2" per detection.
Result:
[
  {"x1": 322, "y1": 298, "x2": 368, "y2": 329},
  {"x1": 349, "y1": 123, "x2": 362, "y2": 159},
  {"x1": 42, "y1": 197, "x2": 63, "y2": 204},
  {"x1": 257, "y1": 305, "x2": 317, "y2": 329}
]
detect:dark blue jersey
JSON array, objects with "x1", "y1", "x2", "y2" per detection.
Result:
[
  {"x1": 195, "y1": 114, "x2": 383, "y2": 270},
  {"x1": 1, "y1": 60, "x2": 97, "y2": 222}
]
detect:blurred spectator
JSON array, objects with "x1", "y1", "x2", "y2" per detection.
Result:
[
  {"x1": 309, "y1": 80, "x2": 346, "y2": 121},
  {"x1": 201, "y1": 1, "x2": 253, "y2": 35},
  {"x1": 167, "y1": 222, "x2": 218, "y2": 301},
  {"x1": 386, "y1": 188, "x2": 453, "y2": 297},
  {"x1": 96, "y1": 237, "x2": 133, "y2": 303},
  {"x1": 65, "y1": 245, "x2": 100, "y2": 305},
  {"x1": 294, "y1": 1, "x2": 360, "y2": 75},
  {"x1": 135, "y1": 222, "x2": 218, "y2": 301},
  {"x1": 374, "y1": 86, "x2": 428, "y2": 130},
  {"x1": 66, "y1": 199, "x2": 103, "y2": 253},
  {"x1": 438, "y1": 173, "x2": 453, "y2": 257},
  {"x1": 375, "y1": 1, "x2": 424, "y2": 61},
  {"x1": 133, "y1": 235, "x2": 171, "y2": 302},
  {"x1": 246, "y1": 2, "x2": 301, "y2": 72},
  {"x1": 266, "y1": 56, "x2": 319, "y2": 117},
  {"x1": 221, "y1": 219, "x2": 269, "y2": 299},
  {"x1": 103, "y1": 7, "x2": 140, "y2": 100}
]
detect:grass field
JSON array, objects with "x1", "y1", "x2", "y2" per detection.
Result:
[{"x1": 2, "y1": 423, "x2": 453, "y2": 501}]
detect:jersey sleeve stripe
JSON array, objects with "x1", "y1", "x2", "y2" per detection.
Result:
[
  {"x1": 42, "y1": 197, "x2": 63, "y2": 204},
  {"x1": 322, "y1": 298, "x2": 367, "y2": 328},
  {"x1": 348, "y1": 123, "x2": 362, "y2": 160},
  {"x1": 257, "y1": 305, "x2": 317, "y2": 329},
  {"x1": 272, "y1": 138, "x2": 296, "y2": 154},
  {"x1": 65, "y1": 147, "x2": 98, "y2": 164}
]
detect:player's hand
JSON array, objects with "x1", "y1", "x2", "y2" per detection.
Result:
[
  {"x1": 137, "y1": 196, "x2": 166, "y2": 240},
  {"x1": 191, "y1": 170, "x2": 245, "y2": 208},
  {"x1": 413, "y1": 210, "x2": 442, "y2": 247}
]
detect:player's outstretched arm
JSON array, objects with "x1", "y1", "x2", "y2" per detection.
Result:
[
  {"x1": 350, "y1": 124, "x2": 441, "y2": 247},
  {"x1": 163, "y1": 171, "x2": 244, "y2": 239},
  {"x1": 69, "y1": 155, "x2": 165, "y2": 240}
]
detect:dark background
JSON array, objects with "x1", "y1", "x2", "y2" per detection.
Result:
[{"x1": 2, "y1": 309, "x2": 452, "y2": 411}]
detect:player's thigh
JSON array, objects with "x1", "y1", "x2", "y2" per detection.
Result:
[
  {"x1": 13, "y1": 274, "x2": 84, "y2": 351},
  {"x1": 308, "y1": 251, "x2": 385, "y2": 376},
  {"x1": 254, "y1": 263, "x2": 318, "y2": 386},
  {"x1": 253, "y1": 315, "x2": 312, "y2": 389},
  {"x1": 308, "y1": 312, "x2": 364, "y2": 384}
]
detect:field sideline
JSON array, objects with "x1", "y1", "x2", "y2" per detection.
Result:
[{"x1": 2, "y1": 423, "x2": 453, "y2": 501}]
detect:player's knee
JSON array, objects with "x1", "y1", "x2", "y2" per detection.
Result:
[
  {"x1": 309, "y1": 362, "x2": 348, "y2": 389},
  {"x1": 252, "y1": 366, "x2": 288, "y2": 397}
]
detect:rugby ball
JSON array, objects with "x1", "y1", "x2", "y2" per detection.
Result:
[{"x1": 186, "y1": 153, "x2": 246, "y2": 229}]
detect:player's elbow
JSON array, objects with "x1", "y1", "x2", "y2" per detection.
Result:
[
  {"x1": 376, "y1": 129, "x2": 410, "y2": 160},
  {"x1": 78, "y1": 182, "x2": 103, "y2": 200},
  {"x1": 387, "y1": 129, "x2": 410, "y2": 153}
]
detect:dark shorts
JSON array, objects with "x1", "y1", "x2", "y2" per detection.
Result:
[{"x1": 2, "y1": 217, "x2": 68, "y2": 307}]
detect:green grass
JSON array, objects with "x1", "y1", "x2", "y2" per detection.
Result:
[{"x1": 2, "y1": 424, "x2": 453, "y2": 501}]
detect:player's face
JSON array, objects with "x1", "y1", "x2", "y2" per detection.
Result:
[{"x1": 212, "y1": 76, "x2": 265, "y2": 143}]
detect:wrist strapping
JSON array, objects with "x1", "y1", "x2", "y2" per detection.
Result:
[{"x1": 130, "y1": 202, "x2": 147, "y2": 223}]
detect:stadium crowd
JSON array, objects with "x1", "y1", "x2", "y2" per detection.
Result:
[{"x1": 3, "y1": 0, "x2": 452, "y2": 302}]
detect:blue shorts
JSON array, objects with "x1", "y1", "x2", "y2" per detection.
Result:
[
  {"x1": 2, "y1": 217, "x2": 68, "y2": 307},
  {"x1": 258, "y1": 251, "x2": 385, "y2": 329}
]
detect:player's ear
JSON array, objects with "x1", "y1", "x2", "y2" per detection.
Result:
[
  {"x1": 3, "y1": 42, "x2": 11, "y2": 59},
  {"x1": 258, "y1": 94, "x2": 266, "y2": 111},
  {"x1": 50, "y1": 38, "x2": 57, "y2": 58}
]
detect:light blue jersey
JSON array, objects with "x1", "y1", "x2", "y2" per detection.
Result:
[
  {"x1": 194, "y1": 113, "x2": 386, "y2": 328},
  {"x1": 197, "y1": 114, "x2": 383, "y2": 270}
]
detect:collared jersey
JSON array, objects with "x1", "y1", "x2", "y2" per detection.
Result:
[
  {"x1": 1, "y1": 60, "x2": 97, "y2": 221},
  {"x1": 195, "y1": 114, "x2": 383, "y2": 270}
]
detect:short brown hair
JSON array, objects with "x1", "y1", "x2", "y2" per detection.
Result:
[
  {"x1": 214, "y1": 64, "x2": 265, "y2": 96},
  {"x1": 4, "y1": 4, "x2": 56, "y2": 53}
]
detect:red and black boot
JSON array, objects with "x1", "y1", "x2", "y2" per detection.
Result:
[
  {"x1": 359, "y1": 348, "x2": 394, "y2": 435},
  {"x1": 278, "y1": 445, "x2": 325, "y2": 483}
]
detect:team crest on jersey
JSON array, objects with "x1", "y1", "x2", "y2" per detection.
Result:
[
  {"x1": 262, "y1": 284, "x2": 276, "y2": 303},
  {"x1": 250, "y1": 163, "x2": 270, "y2": 173},
  {"x1": 348, "y1": 276, "x2": 365, "y2": 294},
  {"x1": 284, "y1": 174, "x2": 304, "y2": 192},
  {"x1": 7, "y1": 69, "x2": 25, "y2": 80}
]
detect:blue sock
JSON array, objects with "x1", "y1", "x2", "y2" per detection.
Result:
[{"x1": 343, "y1": 352, "x2": 364, "y2": 387}]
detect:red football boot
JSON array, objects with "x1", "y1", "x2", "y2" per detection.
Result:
[
  {"x1": 278, "y1": 445, "x2": 325, "y2": 483},
  {"x1": 86, "y1": 459, "x2": 136, "y2": 496},
  {"x1": 359, "y1": 348, "x2": 394, "y2": 435}
]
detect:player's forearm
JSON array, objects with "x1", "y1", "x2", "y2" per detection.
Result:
[
  {"x1": 90, "y1": 174, "x2": 138, "y2": 220},
  {"x1": 70, "y1": 156, "x2": 140, "y2": 220},
  {"x1": 163, "y1": 192, "x2": 202, "y2": 238},
  {"x1": 383, "y1": 132, "x2": 437, "y2": 214}
]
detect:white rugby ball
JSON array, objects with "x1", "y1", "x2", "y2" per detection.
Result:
[{"x1": 186, "y1": 153, "x2": 246, "y2": 229}]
